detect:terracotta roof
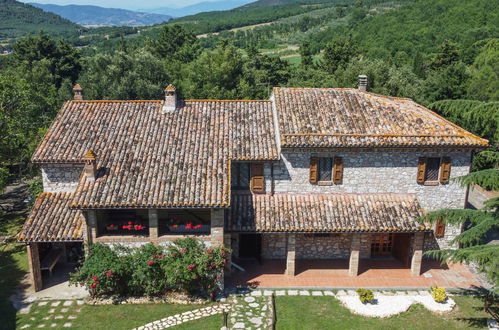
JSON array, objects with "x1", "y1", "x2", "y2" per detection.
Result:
[
  {"x1": 16, "y1": 193, "x2": 83, "y2": 242},
  {"x1": 227, "y1": 193, "x2": 428, "y2": 233},
  {"x1": 33, "y1": 100, "x2": 278, "y2": 208},
  {"x1": 273, "y1": 88, "x2": 488, "y2": 148}
]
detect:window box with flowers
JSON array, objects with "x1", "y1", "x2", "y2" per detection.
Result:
[
  {"x1": 158, "y1": 209, "x2": 211, "y2": 236},
  {"x1": 100, "y1": 210, "x2": 149, "y2": 237}
]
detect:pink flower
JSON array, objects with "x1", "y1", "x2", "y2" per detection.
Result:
[
  {"x1": 92, "y1": 275, "x2": 99, "y2": 281},
  {"x1": 156, "y1": 254, "x2": 165, "y2": 259},
  {"x1": 147, "y1": 260, "x2": 155, "y2": 266},
  {"x1": 105, "y1": 270, "x2": 113, "y2": 278},
  {"x1": 171, "y1": 252, "x2": 177, "y2": 257}
]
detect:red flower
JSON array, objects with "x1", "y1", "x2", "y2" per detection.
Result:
[
  {"x1": 92, "y1": 275, "x2": 99, "y2": 281},
  {"x1": 186, "y1": 264, "x2": 196, "y2": 271},
  {"x1": 207, "y1": 249, "x2": 213, "y2": 255},
  {"x1": 105, "y1": 270, "x2": 113, "y2": 278},
  {"x1": 185, "y1": 222, "x2": 193, "y2": 229},
  {"x1": 147, "y1": 260, "x2": 155, "y2": 266},
  {"x1": 171, "y1": 252, "x2": 177, "y2": 257},
  {"x1": 90, "y1": 284, "x2": 97, "y2": 288},
  {"x1": 194, "y1": 224, "x2": 202, "y2": 229},
  {"x1": 156, "y1": 255, "x2": 165, "y2": 259}
]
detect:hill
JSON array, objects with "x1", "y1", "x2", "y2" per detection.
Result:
[
  {"x1": 29, "y1": 3, "x2": 172, "y2": 27},
  {"x1": 142, "y1": 0, "x2": 254, "y2": 18},
  {"x1": 0, "y1": 0, "x2": 80, "y2": 39}
]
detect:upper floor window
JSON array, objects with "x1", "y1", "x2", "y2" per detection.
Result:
[
  {"x1": 417, "y1": 157, "x2": 451, "y2": 184},
  {"x1": 310, "y1": 157, "x2": 343, "y2": 184},
  {"x1": 231, "y1": 163, "x2": 251, "y2": 190}
]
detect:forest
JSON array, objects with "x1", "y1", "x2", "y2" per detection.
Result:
[{"x1": 0, "y1": 0, "x2": 498, "y2": 191}]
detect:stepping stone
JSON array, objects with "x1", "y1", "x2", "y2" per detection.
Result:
[
  {"x1": 249, "y1": 317, "x2": 263, "y2": 326},
  {"x1": 263, "y1": 290, "x2": 273, "y2": 296},
  {"x1": 249, "y1": 303, "x2": 259, "y2": 308},
  {"x1": 336, "y1": 290, "x2": 346, "y2": 296},
  {"x1": 299, "y1": 290, "x2": 310, "y2": 296},
  {"x1": 312, "y1": 291, "x2": 323, "y2": 296},
  {"x1": 55, "y1": 315, "x2": 64, "y2": 320},
  {"x1": 21, "y1": 325, "x2": 31, "y2": 329},
  {"x1": 288, "y1": 290, "x2": 298, "y2": 296},
  {"x1": 275, "y1": 290, "x2": 286, "y2": 296},
  {"x1": 42, "y1": 317, "x2": 51, "y2": 320},
  {"x1": 48, "y1": 309, "x2": 55, "y2": 314},
  {"x1": 61, "y1": 308, "x2": 68, "y2": 313},
  {"x1": 38, "y1": 301, "x2": 48, "y2": 306},
  {"x1": 419, "y1": 290, "x2": 430, "y2": 296},
  {"x1": 244, "y1": 296, "x2": 256, "y2": 303},
  {"x1": 74, "y1": 308, "x2": 81, "y2": 313},
  {"x1": 63, "y1": 323, "x2": 72, "y2": 328},
  {"x1": 50, "y1": 324, "x2": 57, "y2": 328},
  {"x1": 323, "y1": 291, "x2": 335, "y2": 296},
  {"x1": 233, "y1": 322, "x2": 245, "y2": 329},
  {"x1": 347, "y1": 290, "x2": 356, "y2": 296},
  {"x1": 30, "y1": 318, "x2": 36, "y2": 321},
  {"x1": 36, "y1": 325, "x2": 45, "y2": 328},
  {"x1": 76, "y1": 300, "x2": 84, "y2": 306},
  {"x1": 251, "y1": 291, "x2": 262, "y2": 296},
  {"x1": 63, "y1": 301, "x2": 73, "y2": 306},
  {"x1": 50, "y1": 301, "x2": 60, "y2": 307},
  {"x1": 68, "y1": 315, "x2": 77, "y2": 320}
]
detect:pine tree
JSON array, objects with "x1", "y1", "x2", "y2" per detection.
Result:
[{"x1": 420, "y1": 169, "x2": 499, "y2": 293}]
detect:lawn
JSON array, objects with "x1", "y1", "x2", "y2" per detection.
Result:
[
  {"x1": 275, "y1": 295, "x2": 493, "y2": 329},
  {"x1": 15, "y1": 301, "x2": 223, "y2": 329}
]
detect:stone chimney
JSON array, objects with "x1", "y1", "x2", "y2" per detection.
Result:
[
  {"x1": 83, "y1": 149, "x2": 97, "y2": 181},
  {"x1": 358, "y1": 75, "x2": 368, "y2": 91},
  {"x1": 73, "y1": 84, "x2": 83, "y2": 100},
  {"x1": 162, "y1": 84, "x2": 177, "y2": 113}
]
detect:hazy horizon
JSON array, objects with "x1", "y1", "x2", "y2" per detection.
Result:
[{"x1": 21, "y1": 0, "x2": 242, "y2": 10}]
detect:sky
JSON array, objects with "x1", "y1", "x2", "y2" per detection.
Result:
[{"x1": 21, "y1": 0, "x2": 222, "y2": 10}]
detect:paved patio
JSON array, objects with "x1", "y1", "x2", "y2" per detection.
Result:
[{"x1": 227, "y1": 258, "x2": 481, "y2": 289}]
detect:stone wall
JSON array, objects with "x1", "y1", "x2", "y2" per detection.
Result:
[
  {"x1": 272, "y1": 150, "x2": 471, "y2": 249},
  {"x1": 42, "y1": 164, "x2": 83, "y2": 193},
  {"x1": 261, "y1": 233, "x2": 287, "y2": 259}
]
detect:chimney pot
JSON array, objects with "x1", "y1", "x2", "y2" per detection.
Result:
[
  {"x1": 358, "y1": 75, "x2": 368, "y2": 91},
  {"x1": 83, "y1": 149, "x2": 97, "y2": 181},
  {"x1": 162, "y1": 84, "x2": 177, "y2": 113},
  {"x1": 73, "y1": 84, "x2": 83, "y2": 100}
]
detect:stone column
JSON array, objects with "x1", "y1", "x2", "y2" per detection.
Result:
[
  {"x1": 211, "y1": 209, "x2": 225, "y2": 247},
  {"x1": 285, "y1": 233, "x2": 296, "y2": 276},
  {"x1": 149, "y1": 209, "x2": 158, "y2": 243},
  {"x1": 224, "y1": 233, "x2": 232, "y2": 273},
  {"x1": 411, "y1": 232, "x2": 425, "y2": 276},
  {"x1": 349, "y1": 233, "x2": 360, "y2": 277},
  {"x1": 27, "y1": 243, "x2": 43, "y2": 292},
  {"x1": 87, "y1": 210, "x2": 98, "y2": 244}
]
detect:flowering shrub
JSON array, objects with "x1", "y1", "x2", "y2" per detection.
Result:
[
  {"x1": 356, "y1": 288, "x2": 375, "y2": 304},
  {"x1": 431, "y1": 287, "x2": 447, "y2": 303},
  {"x1": 70, "y1": 239, "x2": 230, "y2": 299},
  {"x1": 162, "y1": 238, "x2": 230, "y2": 299},
  {"x1": 69, "y1": 243, "x2": 130, "y2": 296}
]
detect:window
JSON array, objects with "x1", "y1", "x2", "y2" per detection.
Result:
[
  {"x1": 158, "y1": 209, "x2": 210, "y2": 236},
  {"x1": 425, "y1": 158, "x2": 441, "y2": 182},
  {"x1": 231, "y1": 163, "x2": 250, "y2": 190},
  {"x1": 319, "y1": 158, "x2": 333, "y2": 181},
  {"x1": 371, "y1": 233, "x2": 393, "y2": 256},
  {"x1": 100, "y1": 210, "x2": 149, "y2": 236}
]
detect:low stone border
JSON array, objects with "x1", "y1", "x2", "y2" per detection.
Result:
[
  {"x1": 85, "y1": 294, "x2": 207, "y2": 306},
  {"x1": 336, "y1": 291, "x2": 455, "y2": 318},
  {"x1": 133, "y1": 304, "x2": 230, "y2": 330}
]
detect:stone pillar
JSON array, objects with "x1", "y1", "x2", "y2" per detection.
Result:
[
  {"x1": 87, "y1": 210, "x2": 98, "y2": 243},
  {"x1": 149, "y1": 209, "x2": 158, "y2": 243},
  {"x1": 27, "y1": 243, "x2": 43, "y2": 292},
  {"x1": 224, "y1": 233, "x2": 232, "y2": 273},
  {"x1": 411, "y1": 232, "x2": 425, "y2": 276},
  {"x1": 211, "y1": 209, "x2": 225, "y2": 247},
  {"x1": 349, "y1": 233, "x2": 360, "y2": 277},
  {"x1": 285, "y1": 233, "x2": 296, "y2": 276}
]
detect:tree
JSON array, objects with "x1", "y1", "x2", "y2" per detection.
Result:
[
  {"x1": 467, "y1": 39, "x2": 499, "y2": 102},
  {"x1": 299, "y1": 40, "x2": 313, "y2": 68},
  {"x1": 148, "y1": 24, "x2": 199, "y2": 63},
  {"x1": 420, "y1": 169, "x2": 499, "y2": 293},
  {"x1": 321, "y1": 38, "x2": 357, "y2": 74}
]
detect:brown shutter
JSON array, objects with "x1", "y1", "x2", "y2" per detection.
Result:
[
  {"x1": 435, "y1": 220, "x2": 446, "y2": 238},
  {"x1": 440, "y1": 157, "x2": 451, "y2": 184},
  {"x1": 309, "y1": 157, "x2": 318, "y2": 184},
  {"x1": 250, "y1": 163, "x2": 265, "y2": 193},
  {"x1": 417, "y1": 157, "x2": 427, "y2": 183},
  {"x1": 333, "y1": 157, "x2": 343, "y2": 184}
]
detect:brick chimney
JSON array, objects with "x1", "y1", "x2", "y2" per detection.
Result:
[
  {"x1": 73, "y1": 84, "x2": 83, "y2": 100},
  {"x1": 358, "y1": 75, "x2": 368, "y2": 91},
  {"x1": 83, "y1": 149, "x2": 97, "y2": 181},
  {"x1": 162, "y1": 84, "x2": 177, "y2": 113}
]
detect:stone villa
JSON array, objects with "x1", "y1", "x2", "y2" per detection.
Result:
[{"x1": 17, "y1": 78, "x2": 488, "y2": 291}]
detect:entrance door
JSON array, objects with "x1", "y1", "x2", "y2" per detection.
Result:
[
  {"x1": 370, "y1": 233, "x2": 393, "y2": 256},
  {"x1": 392, "y1": 233, "x2": 412, "y2": 266},
  {"x1": 239, "y1": 234, "x2": 262, "y2": 262}
]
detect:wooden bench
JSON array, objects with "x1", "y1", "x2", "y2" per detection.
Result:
[{"x1": 40, "y1": 249, "x2": 63, "y2": 277}]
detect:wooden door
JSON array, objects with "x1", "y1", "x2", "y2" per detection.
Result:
[
  {"x1": 370, "y1": 233, "x2": 393, "y2": 256},
  {"x1": 392, "y1": 233, "x2": 412, "y2": 266},
  {"x1": 239, "y1": 234, "x2": 262, "y2": 261}
]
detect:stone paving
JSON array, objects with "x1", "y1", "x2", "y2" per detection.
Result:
[
  {"x1": 227, "y1": 291, "x2": 273, "y2": 329},
  {"x1": 18, "y1": 300, "x2": 84, "y2": 328},
  {"x1": 133, "y1": 304, "x2": 230, "y2": 330}
]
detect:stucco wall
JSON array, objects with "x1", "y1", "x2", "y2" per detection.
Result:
[{"x1": 41, "y1": 164, "x2": 83, "y2": 193}]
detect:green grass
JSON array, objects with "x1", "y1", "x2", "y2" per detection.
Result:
[
  {"x1": 16, "y1": 301, "x2": 223, "y2": 329},
  {"x1": 275, "y1": 295, "x2": 492, "y2": 329}
]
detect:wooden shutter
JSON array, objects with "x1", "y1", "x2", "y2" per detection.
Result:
[
  {"x1": 333, "y1": 157, "x2": 343, "y2": 184},
  {"x1": 440, "y1": 157, "x2": 451, "y2": 184},
  {"x1": 435, "y1": 220, "x2": 446, "y2": 238},
  {"x1": 250, "y1": 163, "x2": 265, "y2": 193},
  {"x1": 417, "y1": 157, "x2": 427, "y2": 183},
  {"x1": 309, "y1": 157, "x2": 319, "y2": 184}
]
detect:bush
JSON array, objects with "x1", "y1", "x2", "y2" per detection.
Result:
[
  {"x1": 162, "y1": 237, "x2": 230, "y2": 298},
  {"x1": 356, "y1": 288, "x2": 375, "y2": 304},
  {"x1": 127, "y1": 243, "x2": 169, "y2": 297},
  {"x1": 431, "y1": 287, "x2": 447, "y2": 303}
]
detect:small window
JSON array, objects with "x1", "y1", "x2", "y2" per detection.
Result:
[
  {"x1": 318, "y1": 157, "x2": 333, "y2": 182},
  {"x1": 231, "y1": 163, "x2": 250, "y2": 190},
  {"x1": 425, "y1": 158, "x2": 441, "y2": 182}
]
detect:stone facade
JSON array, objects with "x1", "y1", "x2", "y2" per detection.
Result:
[{"x1": 41, "y1": 164, "x2": 83, "y2": 193}]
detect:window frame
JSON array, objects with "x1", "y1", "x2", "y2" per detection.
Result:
[
  {"x1": 231, "y1": 162, "x2": 251, "y2": 190},
  {"x1": 424, "y1": 157, "x2": 441, "y2": 185},
  {"x1": 318, "y1": 157, "x2": 334, "y2": 183}
]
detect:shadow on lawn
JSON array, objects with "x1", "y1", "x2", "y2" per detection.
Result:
[
  {"x1": 0, "y1": 242, "x2": 28, "y2": 330},
  {"x1": 455, "y1": 287, "x2": 498, "y2": 328}
]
